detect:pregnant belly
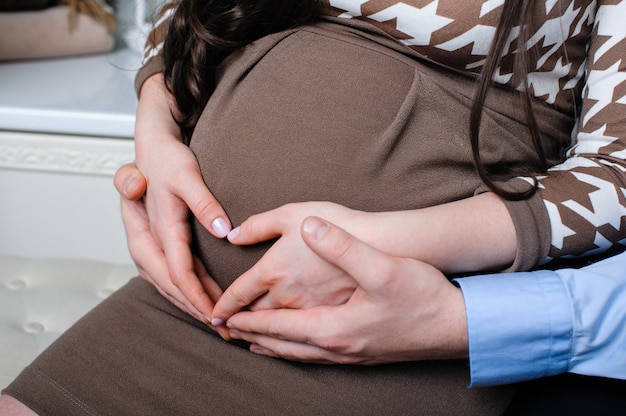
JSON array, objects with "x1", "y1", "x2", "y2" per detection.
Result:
[{"x1": 187, "y1": 21, "x2": 552, "y2": 289}]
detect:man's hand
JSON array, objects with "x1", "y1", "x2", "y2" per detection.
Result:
[{"x1": 225, "y1": 217, "x2": 469, "y2": 364}]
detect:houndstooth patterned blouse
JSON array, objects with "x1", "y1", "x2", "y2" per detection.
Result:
[{"x1": 137, "y1": 0, "x2": 626, "y2": 270}]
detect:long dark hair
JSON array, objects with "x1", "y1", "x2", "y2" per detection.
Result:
[
  {"x1": 470, "y1": 0, "x2": 545, "y2": 200},
  {"x1": 162, "y1": 0, "x2": 321, "y2": 142},
  {"x1": 163, "y1": 0, "x2": 544, "y2": 200}
]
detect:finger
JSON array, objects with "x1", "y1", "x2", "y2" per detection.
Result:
[
  {"x1": 194, "y1": 256, "x2": 223, "y2": 303},
  {"x1": 137, "y1": 245, "x2": 211, "y2": 325},
  {"x1": 130, "y1": 172, "x2": 219, "y2": 319},
  {"x1": 211, "y1": 266, "x2": 270, "y2": 325},
  {"x1": 138, "y1": 260, "x2": 220, "y2": 331},
  {"x1": 175, "y1": 167, "x2": 232, "y2": 239},
  {"x1": 136, "y1": 265, "x2": 192, "y2": 314},
  {"x1": 300, "y1": 217, "x2": 392, "y2": 293},
  {"x1": 159, "y1": 222, "x2": 217, "y2": 318},
  {"x1": 192, "y1": 257, "x2": 232, "y2": 339},
  {"x1": 191, "y1": 280, "x2": 227, "y2": 339},
  {"x1": 227, "y1": 207, "x2": 286, "y2": 245},
  {"x1": 114, "y1": 163, "x2": 147, "y2": 201},
  {"x1": 230, "y1": 331, "x2": 352, "y2": 365},
  {"x1": 226, "y1": 307, "x2": 329, "y2": 346},
  {"x1": 121, "y1": 198, "x2": 210, "y2": 324}
]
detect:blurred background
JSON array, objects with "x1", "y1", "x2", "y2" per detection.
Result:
[
  {"x1": 0, "y1": 0, "x2": 170, "y2": 389},
  {"x1": 0, "y1": 0, "x2": 166, "y2": 264}
]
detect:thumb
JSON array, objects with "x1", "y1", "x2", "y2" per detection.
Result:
[
  {"x1": 114, "y1": 163, "x2": 147, "y2": 201},
  {"x1": 300, "y1": 216, "x2": 387, "y2": 292}
]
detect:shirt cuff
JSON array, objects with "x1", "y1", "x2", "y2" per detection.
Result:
[
  {"x1": 556, "y1": 254, "x2": 626, "y2": 380},
  {"x1": 454, "y1": 270, "x2": 573, "y2": 387}
]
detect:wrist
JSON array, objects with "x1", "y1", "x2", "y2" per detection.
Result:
[
  {"x1": 135, "y1": 73, "x2": 183, "y2": 149},
  {"x1": 356, "y1": 193, "x2": 517, "y2": 274},
  {"x1": 408, "y1": 275, "x2": 468, "y2": 361},
  {"x1": 441, "y1": 286, "x2": 469, "y2": 359}
]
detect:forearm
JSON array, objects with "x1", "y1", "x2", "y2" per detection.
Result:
[
  {"x1": 134, "y1": 73, "x2": 182, "y2": 155},
  {"x1": 357, "y1": 192, "x2": 517, "y2": 274}
]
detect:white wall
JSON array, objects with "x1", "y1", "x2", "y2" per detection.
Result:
[{"x1": 0, "y1": 132, "x2": 135, "y2": 264}]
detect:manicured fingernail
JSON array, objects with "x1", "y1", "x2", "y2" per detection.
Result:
[
  {"x1": 303, "y1": 217, "x2": 329, "y2": 240},
  {"x1": 123, "y1": 176, "x2": 138, "y2": 197},
  {"x1": 229, "y1": 329, "x2": 242, "y2": 340},
  {"x1": 251, "y1": 346, "x2": 266, "y2": 356},
  {"x1": 227, "y1": 226, "x2": 240, "y2": 242},
  {"x1": 212, "y1": 217, "x2": 230, "y2": 238},
  {"x1": 211, "y1": 317, "x2": 224, "y2": 327}
]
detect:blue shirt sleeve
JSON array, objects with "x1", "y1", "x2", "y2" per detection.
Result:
[{"x1": 454, "y1": 251, "x2": 626, "y2": 387}]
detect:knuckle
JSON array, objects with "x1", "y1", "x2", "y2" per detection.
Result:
[
  {"x1": 318, "y1": 333, "x2": 351, "y2": 354},
  {"x1": 229, "y1": 288, "x2": 253, "y2": 308},
  {"x1": 241, "y1": 213, "x2": 260, "y2": 232},
  {"x1": 331, "y1": 233, "x2": 356, "y2": 262},
  {"x1": 333, "y1": 354, "x2": 359, "y2": 365},
  {"x1": 266, "y1": 320, "x2": 286, "y2": 339},
  {"x1": 377, "y1": 261, "x2": 400, "y2": 286},
  {"x1": 191, "y1": 196, "x2": 221, "y2": 220},
  {"x1": 282, "y1": 203, "x2": 303, "y2": 222},
  {"x1": 261, "y1": 270, "x2": 282, "y2": 287},
  {"x1": 239, "y1": 214, "x2": 269, "y2": 238},
  {"x1": 168, "y1": 270, "x2": 186, "y2": 288},
  {"x1": 128, "y1": 245, "x2": 150, "y2": 270}
]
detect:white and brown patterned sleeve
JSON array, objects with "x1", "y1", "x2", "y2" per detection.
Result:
[
  {"x1": 134, "y1": 0, "x2": 179, "y2": 96},
  {"x1": 536, "y1": 0, "x2": 626, "y2": 265}
]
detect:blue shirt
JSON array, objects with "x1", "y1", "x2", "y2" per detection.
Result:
[{"x1": 455, "y1": 252, "x2": 626, "y2": 387}]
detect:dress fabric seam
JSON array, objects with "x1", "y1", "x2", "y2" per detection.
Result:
[{"x1": 31, "y1": 368, "x2": 102, "y2": 416}]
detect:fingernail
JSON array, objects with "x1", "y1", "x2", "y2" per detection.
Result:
[
  {"x1": 251, "y1": 346, "x2": 266, "y2": 356},
  {"x1": 123, "y1": 176, "x2": 138, "y2": 197},
  {"x1": 229, "y1": 330, "x2": 242, "y2": 340},
  {"x1": 303, "y1": 217, "x2": 329, "y2": 240},
  {"x1": 212, "y1": 217, "x2": 230, "y2": 238},
  {"x1": 211, "y1": 317, "x2": 224, "y2": 327},
  {"x1": 227, "y1": 226, "x2": 240, "y2": 242}
]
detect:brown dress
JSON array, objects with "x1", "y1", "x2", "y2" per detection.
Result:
[{"x1": 4, "y1": 19, "x2": 573, "y2": 415}]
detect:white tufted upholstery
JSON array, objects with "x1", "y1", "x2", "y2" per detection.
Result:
[{"x1": 0, "y1": 256, "x2": 136, "y2": 389}]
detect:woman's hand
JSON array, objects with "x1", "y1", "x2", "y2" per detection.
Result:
[
  {"x1": 115, "y1": 73, "x2": 232, "y2": 320},
  {"x1": 225, "y1": 217, "x2": 469, "y2": 364},
  {"x1": 119, "y1": 192, "x2": 231, "y2": 337},
  {"x1": 212, "y1": 191, "x2": 516, "y2": 325},
  {"x1": 211, "y1": 202, "x2": 367, "y2": 324}
]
